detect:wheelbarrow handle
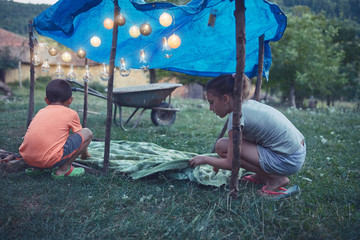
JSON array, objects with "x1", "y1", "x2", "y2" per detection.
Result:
[
  {"x1": 72, "y1": 87, "x2": 107, "y2": 100},
  {"x1": 67, "y1": 80, "x2": 104, "y2": 96}
]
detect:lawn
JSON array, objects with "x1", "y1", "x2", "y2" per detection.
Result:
[{"x1": 0, "y1": 81, "x2": 359, "y2": 239}]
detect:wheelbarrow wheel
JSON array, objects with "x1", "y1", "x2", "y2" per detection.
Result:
[{"x1": 151, "y1": 102, "x2": 176, "y2": 126}]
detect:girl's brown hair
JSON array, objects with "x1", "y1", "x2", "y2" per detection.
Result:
[{"x1": 205, "y1": 74, "x2": 251, "y2": 101}]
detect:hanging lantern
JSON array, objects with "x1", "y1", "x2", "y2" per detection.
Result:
[
  {"x1": 61, "y1": 52, "x2": 72, "y2": 63},
  {"x1": 100, "y1": 63, "x2": 110, "y2": 81},
  {"x1": 90, "y1": 36, "x2": 101, "y2": 47},
  {"x1": 103, "y1": 18, "x2": 114, "y2": 29},
  {"x1": 119, "y1": 58, "x2": 130, "y2": 77},
  {"x1": 161, "y1": 37, "x2": 172, "y2": 59},
  {"x1": 41, "y1": 58, "x2": 50, "y2": 73},
  {"x1": 55, "y1": 63, "x2": 64, "y2": 78},
  {"x1": 48, "y1": 47, "x2": 58, "y2": 56},
  {"x1": 168, "y1": 34, "x2": 181, "y2": 49},
  {"x1": 76, "y1": 48, "x2": 86, "y2": 59},
  {"x1": 140, "y1": 23, "x2": 152, "y2": 36},
  {"x1": 159, "y1": 12, "x2": 172, "y2": 27},
  {"x1": 115, "y1": 14, "x2": 126, "y2": 26},
  {"x1": 83, "y1": 65, "x2": 93, "y2": 83},
  {"x1": 129, "y1": 25, "x2": 140, "y2": 38},
  {"x1": 31, "y1": 51, "x2": 41, "y2": 66},
  {"x1": 139, "y1": 49, "x2": 149, "y2": 70},
  {"x1": 67, "y1": 65, "x2": 77, "y2": 81}
]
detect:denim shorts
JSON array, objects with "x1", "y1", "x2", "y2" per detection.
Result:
[
  {"x1": 52, "y1": 133, "x2": 84, "y2": 168},
  {"x1": 258, "y1": 142, "x2": 306, "y2": 175}
]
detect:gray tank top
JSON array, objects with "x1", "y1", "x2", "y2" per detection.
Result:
[{"x1": 227, "y1": 100, "x2": 304, "y2": 155}]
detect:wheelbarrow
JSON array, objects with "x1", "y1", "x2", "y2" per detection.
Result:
[
  {"x1": 112, "y1": 83, "x2": 182, "y2": 130},
  {"x1": 69, "y1": 80, "x2": 182, "y2": 130}
]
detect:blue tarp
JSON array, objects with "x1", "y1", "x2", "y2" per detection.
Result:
[{"x1": 34, "y1": 0, "x2": 286, "y2": 78}]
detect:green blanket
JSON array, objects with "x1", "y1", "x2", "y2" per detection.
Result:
[{"x1": 78, "y1": 141, "x2": 244, "y2": 187}]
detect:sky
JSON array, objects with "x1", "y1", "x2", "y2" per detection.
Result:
[{"x1": 13, "y1": 0, "x2": 57, "y2": 4}]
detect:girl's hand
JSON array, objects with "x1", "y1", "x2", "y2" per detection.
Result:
[{"x1": 189, "y1": 156, "x2": 206, "y2": 167}]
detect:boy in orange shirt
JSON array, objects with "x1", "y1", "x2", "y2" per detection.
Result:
[{"x1": 19, "y1": 79, "x2": 93, "y2": 179}]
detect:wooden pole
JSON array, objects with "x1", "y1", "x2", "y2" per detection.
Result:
[
  {"x1": 103, "y1": 0, "x2": 119, "y2": 174},
  {"x1": 254, "y1": 34, "x2": 264, "y2": 102},
  {"x1": 27, "y1": 20, "x2": 35, "y2": 128},
  {"x1": 18, "y1": 61, "x2": 22, "y2": 88},
  {"x1": 82, "y1": 58, "x2": 89, "y2": 127},
  {"x1": 230, "y1": 0, "x2": 246, "y2": 198}
]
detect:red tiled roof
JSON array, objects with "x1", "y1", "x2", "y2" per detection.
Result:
[
  {"x1": 0, "y1": 28, "x2": 28, "y2": 47},
  {"x1": 0, "y1": 28, "x2": 99, "y2": 66}
]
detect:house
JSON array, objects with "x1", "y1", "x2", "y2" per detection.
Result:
[{"x1": 0, "y1": 28, "x2": 149, "y2": 88}]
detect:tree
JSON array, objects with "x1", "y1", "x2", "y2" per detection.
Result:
[
  {"x1": 332, "y1": 20, "x2": 360, "y2": 105},
  {"x1": 0, "y1": 47, "x2": 18, "y2": 95},
  {"x1": 269, "y1": 6, "x2": 345, "y2": 107}
]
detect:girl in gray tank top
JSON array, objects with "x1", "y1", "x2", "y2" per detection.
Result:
[{"x1": 189, "y1": 74, "x2": 306, "y2": 196}]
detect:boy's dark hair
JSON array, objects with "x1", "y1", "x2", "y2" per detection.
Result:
[
  {"x1": 205, "y1": 74, "x2": 251, "y2": 100},
  {"x1": 46, "y1": 79, "x2": 72, "y2": 103}
]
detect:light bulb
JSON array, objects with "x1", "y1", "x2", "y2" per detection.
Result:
[
  {"x1": 90, "y1": 36, "x2": 101, "y2": 47},
  {"x1": 129, "y1": 25, "x2": 140, "y2": 38},
  {"x1": 103, "y1": 18, "x2": 114, "y2": 29},
  {"x1": 32, "y1": 51, "x2": 41, "y2": 66},
  {"x1": 67, "y1": 65, "x2": 77, "y2": 81},
  {"x1": 115, "y1": 14, "x2": 126, "y2": 26},
  {"x1": 76, "y1": 48, "x2": 86, "y2": 58},
  {"x1": 159, "y1": 12, "x2": 172, "y2": 27},
  {"x1": 61, "y1": 52, "x2": 72, "y2": 63},
  {"x1": 100, "y1": 63, "x2": 110, "y2": 81},
  {"x1": 41, "y1": 58, "x2": 50, "y2": 73},
  {"x1": 55, "y1": 63, "x2": 64, "y2": 78},
  {"x1": 139, "y1": 49, "x2": 149, "y2": 70},
  {"x1": 168, "y1": 34, "x2": 181, "y2": 49},
  {"x1": 48, "y1": 47, "x2": 58, "y2": 56},
  {"x1": 119, "y1": 58, "x2": 130, "y2": 77},
  {"x1": 83, "y1": 65, "x2": 93, "y2": 83},
  {"x1": 161, "y1": 37, "x2": 172, "y2": 59},
  {"x1": 140, "y1": 23, "x2": 152, "y2": 36}
]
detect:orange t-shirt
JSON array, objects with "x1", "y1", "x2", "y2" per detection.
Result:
[{"x1": 19, "y1": 105, "x2": 83, "y2": 168}]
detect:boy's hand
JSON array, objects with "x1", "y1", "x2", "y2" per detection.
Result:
[{"x1": 189, "y1": 156, "x2": 206, "y2": 168}]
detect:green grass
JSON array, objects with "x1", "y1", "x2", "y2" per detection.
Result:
[{"x1": 1, "y1": 84, "x2": 360, "y2": 239}]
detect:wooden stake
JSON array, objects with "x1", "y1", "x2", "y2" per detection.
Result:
[
  {"x1": 254, "y1": 34, "x2": 264, "y2": 102},
  {"x1": 27, "y1": 19, "x2": 35, "y2": 128},
  {"x1": 230, "y1": 0, "x2": 246, "y2": 198},
  {"x1": 103, "y1": 0, "x2": 119, "y2": 174},
  {"x1": 82, "y1": 58, "x2": 89, "y2": 127}
]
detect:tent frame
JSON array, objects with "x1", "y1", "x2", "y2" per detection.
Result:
[{"x1": 26, "y1": 0, "x2": 267, "y2": 197}]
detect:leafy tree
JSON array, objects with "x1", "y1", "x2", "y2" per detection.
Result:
[
  {"x1": 331, "y1": 20, "x2": 360, "y2": 104},
  {"x1": 269, "y1": 6, "x2": 345, "y2": 107},
  {"x1": 0, "y1": 0, "x2": 49, "y2": 36},
  {"x1": 0, "y1": 47, "x2": 18, "y2": 82},
  {"x1": 274, "y1": 0, "x2": 360, "y2": 25},
  {"x1": 0, "y1": 47, "x2": 18, "y2": 95}
]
